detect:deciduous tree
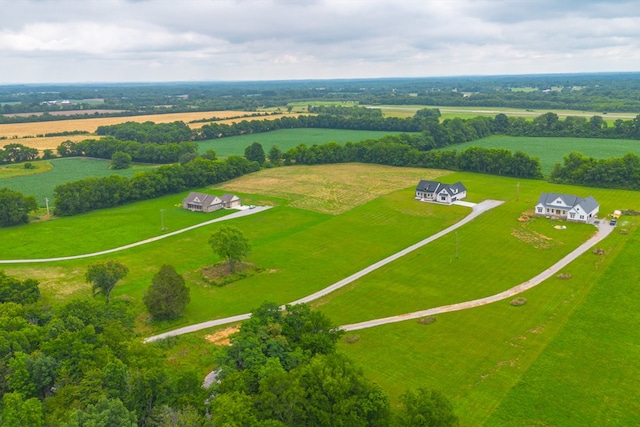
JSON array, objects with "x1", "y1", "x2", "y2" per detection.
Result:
[
  {"x1": 85, "y1": 260, "x2": 128, "y2": 304},
  {"x1": 209, "y1": 226, "x2": 251, "y2": 273}
]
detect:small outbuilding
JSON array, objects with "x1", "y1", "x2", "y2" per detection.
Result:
[
  {"x1": 415, "y1": 180, "x2": 467, "y2": 205},
  {"x1": 534, "y1": 193, "x2": 599, "y2": 223}
]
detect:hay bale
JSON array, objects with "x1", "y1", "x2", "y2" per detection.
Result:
[
  {"x1": 418, "y1": 316, "x2": 436, "y2": 325},
  {"x1": 344, "y1": 334, "x2": 360, "y2": 344},
  {"x1": 557, "y1": 273, "x2": 572, "y2": 280},
  {"x1": 510, "y1": 297, "x2": 528, "y2": 306}
]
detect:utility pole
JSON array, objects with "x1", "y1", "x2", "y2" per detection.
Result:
[
  {"x1": 160, "y1": 209, "x2": 166, "y2": 231},
  {"x1": 516, "y1": 182, "x2": 520, "y2": 202},
  {"x1": 45, "y1": 197, "x2": 50, "y2": 217}
]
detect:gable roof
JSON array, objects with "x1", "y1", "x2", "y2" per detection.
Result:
[
  {"x1": 416, "y1": 180, "x2": 466, "y2": 195},
  {"x1": 537, "y1": 192, "x2": 599, "y2": 212},
  {"x1": 220, "y1": 193, "x2": 240, "y2": 203},
  {"x1": 183, "y1": 192, "x2": 222, "y2": 207}
]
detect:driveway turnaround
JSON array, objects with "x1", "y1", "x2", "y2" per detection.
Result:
[
  {"x1": 145, "y1": 200, "x2": 503, "y2": 342},
  {"x1": 0, "y1": 206, "x2": 272, "y2": 264}
]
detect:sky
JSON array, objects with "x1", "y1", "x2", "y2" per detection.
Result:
[{"x1": 2, "y1": 0, "x2": 640, "y2": 84}]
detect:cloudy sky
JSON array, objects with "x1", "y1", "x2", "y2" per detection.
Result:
[{"x1": 2, "y1": 0, "x2": 640, "y2": 84}]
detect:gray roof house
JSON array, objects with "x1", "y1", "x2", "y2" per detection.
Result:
[
  {"x1": 183, "y1": 192, "x2": 224, "y2": 213},
  {"x1": 415, "y1": 180, "x2": 467, "y2": 205},
  {"x1": 220, "y1": 193, "x2": 241, "y2": 209},
  {"x1": 535, "y1": 193, "x2": 599, "y2": 223}
]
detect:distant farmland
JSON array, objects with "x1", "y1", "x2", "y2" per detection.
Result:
[
  {"x1": 441, "y1": 135, "x2": 640, "y2": 175},
  {"x1": 198, "y1": 128, "x2": 412, "y2": 157}
]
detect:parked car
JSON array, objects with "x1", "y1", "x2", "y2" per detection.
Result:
[{"x1": 609, "y1": 219, "x2": 617, "y2": 226}]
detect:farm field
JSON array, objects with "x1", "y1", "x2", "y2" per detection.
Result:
[
  {"x1": 2, "y1": 163, "x2": 639, "y2": 425},
  {"x1": 441, "y1": 135, "x2": 640, "y2": 175},
  {"x1": 369, "y1": 104, "x2": 639, "y2": 121},
  {"x1": 197, "y1": 128, "x2": 410, "y2": 157},
  {"x1": 0, "y1": 157, "x2": 158, "y2": 205}
]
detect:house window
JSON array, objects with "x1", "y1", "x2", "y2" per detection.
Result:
[
  {"x1": 580, "y1": 215, "x2": 584, "y2": 219},
  {"x1": 537, "y1": 207, "x2": 543, "y2": 213},
  {"x1": 440, "y1": 196, "x2": 446, "y2": 201},
  {"x1": 569, "y1": 212, "x2": 576, "y2": 218}
]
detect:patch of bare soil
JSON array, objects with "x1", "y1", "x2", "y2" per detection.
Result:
[
  {"x1": 200, "y1": 262, "x2": 262, "y2": 287},
  {"x1": 511, "y1": 227, "x2": 556, "y2": 249},
  {"x1": 205, "y1": 326, "x2": 240, "y2": 346}
]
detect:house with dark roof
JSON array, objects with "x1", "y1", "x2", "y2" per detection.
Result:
[
  {"x1": 535, "y1": 193, "x2": 599, "y2": 223},
  {"x1": 220, "y1": 193, "x2": 241, "y2": 209},
  {"x1": 415, "y1": 180, "x2": 467, "y2": 205},
  {"x1": 182, "y1": 192, "x2": 224, "y2": 212}
]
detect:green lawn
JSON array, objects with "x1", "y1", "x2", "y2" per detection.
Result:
[
  {"x1": 197, "y1": 128, "x2": 411, "y2": 157},
  {"x1": 0, "y1": 157, "x2": 158, "y2": 206},
  {"x1": 441, "y1": 135, "x2": 640, "y2": 175},
  {"x1": 2, "y1": 164, "x2": 639, "y2": 425}
]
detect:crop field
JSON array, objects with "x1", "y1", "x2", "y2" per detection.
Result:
[
  {"x1": 442, "y1": 135, "x2": 640, "y2": 175},
  {"x1": 197, "y1": 128, "x2": 410, "y2": 157},
  {"x1": 1, "y1": 164, "x2": 639, "y2": 425},
  {"x1": 0, "y1": 157, "x2": 158, "y2": 205},
  {"x1": 0, "y1": 110, "x2": 269, "y2": 151},
  {"x1": 215, "y1": 163, "x2": 448, "y2": 214},
  {"x1": 370, "y1": 104, "x2": 639, "y2": 121}
]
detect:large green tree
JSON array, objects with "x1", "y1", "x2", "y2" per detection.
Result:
[
  {"x1": 244, "y1": 142, "x2": 266, "y2": 165},
  {"x1": 110, "y1": 151, "x2": 132, "y2": 170},
  {"x1": 0, "y1": 271, "x2": 39, "y2": 305},
  {"x1": 209, "y1": 226, "x2": 251, "y2": 273},
  {"x1": 143, "y1": 265, "x2": 191, "y2": 320},
  {"x1": 396, "y1": 388, "x2": 459, "y2": 427},
  {"x1": 85, "y1": 260, "x2": 129, "y2": 304},
  {"x1": 0, "y1": 188, "x2": 38, "y2": 227}
]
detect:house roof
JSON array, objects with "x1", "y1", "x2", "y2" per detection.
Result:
[
  {"x1": 220, "y1": 193, "x2": 240, "y2": 203},
  {"x1": 537, "y1": 192, "x2": 599, "y2": 212},
  {"x1": 183, "y1": 192, "x2": 222, "y2": 207},
  {"x1": 416, "y1": 180, "x2": 466, "y2": 195}
]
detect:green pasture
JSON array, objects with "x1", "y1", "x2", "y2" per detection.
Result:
[
  {"x1": 0, "y1": 157, "x2": 157, "y2": 206},
  {"x1": 442, "y1": 135, "x2": 640, "y2": 175},
  {"x1": 197, "y1": 128, "x2": 408, "y2": 157},
  {"x1": 2, "y1": 164, "x2": 639, "y2": 425}
]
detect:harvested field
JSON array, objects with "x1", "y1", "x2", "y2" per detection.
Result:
[
  {"x1": 0, "y1": 111, "x2": 306, "y2": 151},
  {"x1": 0, "y1": 110, "x2": 252, "y2": 138},
  {"x1": 214, "y1": 163, "x2": 451, "y2": 214}
]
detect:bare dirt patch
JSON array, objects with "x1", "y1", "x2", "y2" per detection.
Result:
[
  {"x1": 511, "y1": 227, "x2": 557, "y2": 249},
  {"x1": 205, "y1": 326, "x2": 240, "y2": 346},
  {"x1": 214, "y1": 163, "x2": 451, "y2": 214}
]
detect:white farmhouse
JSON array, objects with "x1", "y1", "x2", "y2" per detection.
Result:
[
  {"x1": 535, "y1": 193, "x2": 599, "y2": 223},
  {"x1": 415, "y1": 180, "x2": 467, "y2": 205}
]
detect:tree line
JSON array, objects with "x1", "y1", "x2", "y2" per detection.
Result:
[
  {"x1": 550, "y1": 151, "x2": 640, "y2": 190},
  {"x1": 53, "y1": 155, "x2": 259, "y2": 216}
]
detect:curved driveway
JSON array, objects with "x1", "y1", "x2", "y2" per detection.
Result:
[
  {"x1": 341, "y1": 220, "x2": 614, "y2": 331},
  {"x1": 145, "y1": 200, "x2": 504, "y2": 342},
  {"x1": 0, "y1": 206, "x2": 272, "y2": 264}
]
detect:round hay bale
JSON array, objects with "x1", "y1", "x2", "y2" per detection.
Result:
[
  {"x1": 344, "y1": 334, "x2": 360, "y2": 344},
  {"x1": 557, "y1": 273, "x2": 572, "y2": 280},
  {"x1": 418, "y1": 316, "x2": 436, "y2": 325},
  {"x1": 510, "y1": 297, "x2": 528, "y2": 307}
]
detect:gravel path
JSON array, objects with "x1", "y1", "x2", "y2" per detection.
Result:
[
  {"x1": 0, "y1": 206, "x2": 272, "y2": 264},
  {"x1": 145, "y1": 200, "x2": 503, "y2": 342},
  {"x1": 340, "y1": 221, "x2": 615, "y2": 331}
]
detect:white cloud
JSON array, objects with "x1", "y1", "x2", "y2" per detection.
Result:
[{"x1": 0, "y1": 0, "x2": 639, "y2": 83}]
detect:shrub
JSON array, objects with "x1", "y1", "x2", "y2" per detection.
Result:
[{"x1": 509, "y1": 297, "x2": 527, "y2": 306}]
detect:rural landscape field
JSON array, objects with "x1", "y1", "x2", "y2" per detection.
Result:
[{"x1": 2, "y1": 74, "x2": 640, "y2": 426}]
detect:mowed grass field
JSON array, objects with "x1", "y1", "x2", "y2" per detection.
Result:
[
  {"x1": 197, "y1": 128, "x2": 410, "y2": 157},
  {"x1": 1, "y1": 164, "x2": 639, "y2": 425},
  {"x1": 0, "y1": 157, "x2": 158, "y2": 206},
  {"x1": 442, "y1": 135, "x2": 640, "y2": 175}
]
